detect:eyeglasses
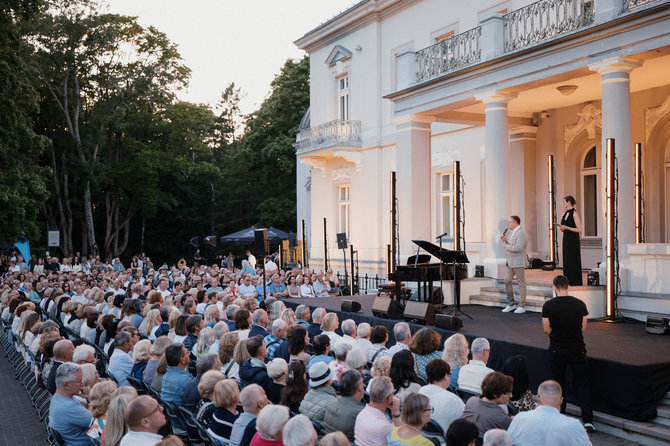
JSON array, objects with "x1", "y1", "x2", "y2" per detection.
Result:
[
  {"x1": 424, "y1": 407, "x2": 435, "y2": 413},
  {"x1": 144, "y1": 404, "x2": 162, "y2": 418}
]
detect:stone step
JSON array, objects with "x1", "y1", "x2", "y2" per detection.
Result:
[
  {"x1": 480, "y1": 286, "x2": 553, "y2": 298},
  {"x1": 468, "y1": 294, "x2": 544, "y2": 312},
  {"x1": 657, "y1": 407, "x2": 670, "y2": 420},
  {"x1": 661, "y1": 397, "x2": 670, "y2": 406},
  {"x1": 566, "y1": 404, "x2": 670, "y2": 445}
]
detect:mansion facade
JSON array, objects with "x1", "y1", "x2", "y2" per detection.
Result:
[{"x1": 294, "y1": 0, "x2": 670, "y2": 320}]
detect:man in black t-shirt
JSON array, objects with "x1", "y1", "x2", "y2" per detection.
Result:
[{"x1": 542, "y1": 274, "x2": 594, "y2": 431}]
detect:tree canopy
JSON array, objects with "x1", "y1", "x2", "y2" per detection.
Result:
[{"x1": 3, "y1": 0, "x2": 309, "y2": 263}]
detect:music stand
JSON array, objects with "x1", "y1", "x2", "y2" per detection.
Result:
[{"x1": 444, "y1": 251, "x2": 472, "y2": 319}]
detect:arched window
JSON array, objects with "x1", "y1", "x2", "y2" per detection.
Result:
[{"x1": 581, "y1": 146, "x2": 600, "y2": 237}]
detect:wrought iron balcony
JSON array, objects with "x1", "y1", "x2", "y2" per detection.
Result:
[
  {"x1": 416, "y1": 27, "x2": 482, "y2": 83},
  {"x1": 294, "y1": 119, "x2": 361, "y2": 152},
  {"x1": 503, "y1": 0, "x2": 595, "y2": 53},
  {"x1": 623, "y1": 0, "x2": 666, "y2": 10}
]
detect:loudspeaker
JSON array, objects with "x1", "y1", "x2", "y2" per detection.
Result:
[
  {"x1": 341, "y1": 299, "x2": 361, "y2": 313},
  {"x1": 435, "y1": 314, "x2": 463, "y2": 331},
  {"x1": 403, "y1": 301, "x2": 436, "y2": 325},
  {"x1": 646, "y1": 316, "x2": 668, "y2": 335},
  {"x1": 372, "y1": 297, "x2": 404, "y2": 319},
  {"x1": 189, "y1": 236, "x2": 200, "y2": 248},
  {"x1": 288, "y1": 233, "x2": 297, "y2": 248},
  {"x1": 474, "y1": 265, "x2": 484, "y2": 277},
  {"x1": 254, "y1": 229, "x2": 269, "y2": 256},
  {"x1": 336, "y1": 233, "x2": 348, "y2": 250}
]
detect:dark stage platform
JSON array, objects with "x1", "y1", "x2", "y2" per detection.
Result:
[{"x1": 284, "y1": 295, "x2": 670, "y2": 421}]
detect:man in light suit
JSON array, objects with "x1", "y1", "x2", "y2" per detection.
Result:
[{"x1": 501, "y1": 215, "x2": 527, "y2": 314}]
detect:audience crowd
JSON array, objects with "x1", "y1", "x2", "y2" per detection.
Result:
[{"x1": 1, "y1": 251, "x2": 592, "y2": 445}]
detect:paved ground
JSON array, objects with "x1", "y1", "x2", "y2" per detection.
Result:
[{"x1": 0, "y1": 352, "x2": 49, "y2": 445}]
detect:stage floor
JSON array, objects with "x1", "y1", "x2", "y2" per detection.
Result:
[{"x1": 284, "y1": 295, "x2": 670, "y2": 421}]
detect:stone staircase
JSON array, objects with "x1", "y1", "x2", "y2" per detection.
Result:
[
  {"x1": 566, "y1": 391, "x2": 670, "y2": 445},
  {"x1": 468, "y1": 279, "x2": 553, "y2": 312}
]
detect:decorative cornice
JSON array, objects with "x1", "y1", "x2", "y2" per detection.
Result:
[
  {"x1": 432, "y1": 150, "x2": 461, "y2": 168},
  {"x1": 332, "y1": 166, "x2": 352, "y2": 181},
  {"x1": 332, "y1": 150, "x2": 361, "y2": 169},
  {"x1": 645, "y1": 93, "x2": 670, "y2": 144},
  {"x1": 299, "y1": 156, "x2": 327, "y2": 177},
  {"x1": 564, "y1": 103, "x2": 602, "y2": 152},
  {"x1": 325, "y1": 45, "x2": 352, "y2": 66}
]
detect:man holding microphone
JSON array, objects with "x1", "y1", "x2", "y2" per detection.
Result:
[{"x1": 501, "y1": 215, "x2": 527, "y2": 314}]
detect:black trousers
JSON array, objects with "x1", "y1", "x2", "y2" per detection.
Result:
[{"x1": 548, "y1": 347, "x2": 593, "y2": 423}]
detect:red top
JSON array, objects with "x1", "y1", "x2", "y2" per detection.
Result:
[{"x1": 250, "y1": 433, "x2": 284, "y2": 446}]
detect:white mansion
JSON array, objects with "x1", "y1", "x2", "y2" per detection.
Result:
[{"x1": 294, "y1": 0, "x2": 670, "y2": 319}]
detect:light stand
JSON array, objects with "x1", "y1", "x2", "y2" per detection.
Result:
[
  {"x1": 547, "y1": 155, "x2": 558, "y2": 269},
  {"x1": 635, "y1": 143, "x2": 645, "y2": 243},
  {"x1": 605, "y1": 138, "x2": 622, "y2": 322},
  {"x1": 349, "y1": 244, "x2": 356, "y2": 296},
  {"x1": 445, "y1": 161, "x2": 471, "y2": 319}
]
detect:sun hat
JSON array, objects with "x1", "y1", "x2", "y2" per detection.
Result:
[{"x1": 308, "y1": 360, "x2": 334, "y2": 387}]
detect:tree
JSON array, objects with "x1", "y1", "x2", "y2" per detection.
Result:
[
  {"x1": 0, "y1": 0, "x2": 49, "y2": 244},
  {"x1": 32, "y1": 0, "x2": 190, "y2": 256},
  {"x1": 220, "y1": 56, "x2": 309, "y2": 233}
]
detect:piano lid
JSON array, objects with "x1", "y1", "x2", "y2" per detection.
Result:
[{"x1": 411, "y1": 240, "x2": 470, "y2": 264}]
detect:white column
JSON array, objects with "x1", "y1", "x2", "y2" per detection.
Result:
[
  {"x1": 510, "y1": 127, "x2": 538, "y2": 254},
  {"x1": 589, "y1": 57, "x2": 642, "y2": 251},
  {"x1": 394, "y1": 116, "x2": 433, "y2": 258},
  {"x1": 475, "y1": 91, "x2": 517, "y2": 278}
]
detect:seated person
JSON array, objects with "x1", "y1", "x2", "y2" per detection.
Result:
[
  {"x1": 229, "y1": 384, "x2": 269, "y2": 446},
  {"x1": 419, "y1": 358, "x2": 465, "y2": 434},
  {"x1": 300, "y1": 361, "x2": 336, "y2": 424},
  {"x1": 462, "y1": 371, "x2": 513, "y2": 435},
  {"x1": 160, "y1": 343, "x2": 195, "y2": 405},
  {"x1": 387, "y1": 392, "x2": 439, "y2": 446},
  {"x1": 354, "y1": 376, "x2": 401, "y2": 446},
  {"x1": 457, "y1": 337, "x2": 494, "y2": 394},
  {"x1": 49, "y1": 362, "x2": 94, "y2": 446},
  {"x1": 323, "y1": 370, "x2": 365, "y2": 441}
]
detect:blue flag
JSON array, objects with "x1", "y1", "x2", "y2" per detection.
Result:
[{"x1": 14, "y1": 239, "x2": 31, "y2": 264}]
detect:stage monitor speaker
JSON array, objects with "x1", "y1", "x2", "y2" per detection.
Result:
[
  {"x1": 372, "y1": 297, "x2": 404, "y2": 319},
  {"x1": 336, "y1": 233, "x2": 348, "y2": 250},
  {"x1": 475, "y1": 265, "x2": 484, "y2": 277},
  {"x1": 435, "y1": 314, "x2": 463, "y2": 331},
  {"x1": 288, "y1": 233, "x2": 297, "y2": 248},
  {"x1": 403, "y1": 301, "x2": 436, "y2": 325},
  {"x1": 646, "y1": 316, "x2": 668, "y2": 335},
  {"x1": 254, "y1": 229, "x2": 269, "y2": 256},
  {"x1": 587, "y1": 271, "x2": 600, "y2": 287},
  {"x1": 341, "y1": 299, "x2": 361, "y2": 313}
]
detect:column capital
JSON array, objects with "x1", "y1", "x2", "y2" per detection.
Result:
[
  {"x1": 588, "y1": 57, "x2": 643, "y2": 76},
  {"x1": 475, "y1": 90, "x2": 518, "y2": 105},
  {"x1": 392, "y1": 114, "x2": 435, "y2": 129}
]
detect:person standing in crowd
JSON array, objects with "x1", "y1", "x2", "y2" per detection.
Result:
[
  {"x1": 501, "y1": 215, "x2": 528, "y2": 314},
  {"x1": 559, "y1": 196, "x2": 583, "y2": 286},
  {"x1": 542, "y1": 275, "x2": 594, "y2": 432}
]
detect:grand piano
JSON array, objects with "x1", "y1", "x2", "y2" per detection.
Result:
[{"x1": 388, "y1": 240, "x2": 469, "y2": 304}]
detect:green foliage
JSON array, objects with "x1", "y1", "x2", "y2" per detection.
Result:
[{"x1": 0, "y1": 0, "x2": 50, "y2": 243}]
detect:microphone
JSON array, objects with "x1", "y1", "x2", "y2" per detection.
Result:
[
  {"x1": 503, "y1": 228, "x2": 508, "y2": 235},
  {"x1": 435, "y1": 232, "x2": 449, "y2": 239}
]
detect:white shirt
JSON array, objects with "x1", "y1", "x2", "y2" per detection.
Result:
[
  {"x1": 300, "y1": 284, "x2": 315, "y2": 298},
  {"x1": 457, "y1": 359, "x2": 494, "y2": 394},
  {"x1": 419, "y1": 384, "x2": 465, "y2": 434},
  {"x1": 238, "y1": 284, "x2": 256, "y2": 297},
  {"x1": 119, "y1": 430, "x2": 163, "y2": 446},
  {"x1": 508, "y1": 405, "x2": 592, "y2": 446},
  {"x1": 335, "y1": 334, "x2": 357, "y2": 348},
  {"x1": 354, "y1": 338, "x2": 374, "y2": 361},
  {"x1": 265, "y1": 260, "x2": 278, "y2": 272},
  {"x1": 323, "y1": 330, "x2": 342, "y2": 347}
]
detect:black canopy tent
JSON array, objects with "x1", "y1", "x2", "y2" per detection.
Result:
[{"x1": 219, "y1": 226, "x2": 289, "y2": 245}]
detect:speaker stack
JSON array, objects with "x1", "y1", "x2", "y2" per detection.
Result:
[
  {"x1": 372, "y1": 297, "x2": 405, "y2": 319},
  {"x1": 341, "y1": 299, "x2": 362, "y2": 313}
]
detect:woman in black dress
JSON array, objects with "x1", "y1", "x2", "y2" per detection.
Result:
[{"x1": 559, "y1": 195, "x2": 583, "y2": 286}]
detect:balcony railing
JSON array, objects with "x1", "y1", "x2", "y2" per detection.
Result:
[
  {"x1": 416, "y1": 26, "x2": 481, "y2": 83},
  {"x1": 623, "y1": 0, "x2": 665, "y2": 10},
  {"x1": 503, "y1": 0, "x2": 594, "y2": 53},
  {"x1": 295, "y1": 119, "x2": 361, "y2": 152}
]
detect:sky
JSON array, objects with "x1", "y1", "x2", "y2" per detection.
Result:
[{"x1": 106, "y1": 0, "x2": 359, "y2": 115}]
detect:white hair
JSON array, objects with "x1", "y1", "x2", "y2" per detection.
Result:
[
  {"x1": 341, "y1": 319, "x2": 356, "y2": 336},
  {"x1": 368, "y1": 376, "x2": 394, "y2": 403},
  {"x1": 72, "y1": 344, "x2": 95, "y2": 364},
  {"x1": 256, "y1": 405, "x2": 289, "y2": 440},
  {"x1": 213, "y1": 321, "x2": 228, "y2": 339},
  {"x1": 196, "y1": 327, "x2": 215, "y2": 355},
  {"x1": 271, "y1": 318, "x2": 286, "y2": 333},
  {"x1": 345, "y1": 348, "x2": 367, "y2": 370},
  {"x1": 471, "y1": 337, "x2": 490, "y2": 355},
  {"x1": 55, "y1": 362, "x2": 82, "y2": 388},
  {"x1": 393, "y1": 322, "x2": 410, "y2": 342},
  {"x1": 357, "y1": 322, "x2": 371, "y2": 338},
  {"x1": 333, "y1": 342, "x2": 352, "y2": 361},
  {"x1": 283, "y1": 414, "x2": 316, "y2": 446},
  {"x1": 266, "y1": 358, "x2": 288, "y2": 380},
  {"x1": 483, "y1": 429, "x2": 513, "y2": 446}
]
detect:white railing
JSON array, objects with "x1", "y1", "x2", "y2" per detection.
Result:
[
  {"x1": 416, "y1": 27, "x2": 481, "y2": 83},
  {"x1": 503, "y1": 0, "x2": 594, "y2": 53},
  {"x1": 623, "y1": 0, "x2": 666, "y2": 10},
  {"x1": 294, "y1": 119, "x2": 361, "y2": 152}
]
